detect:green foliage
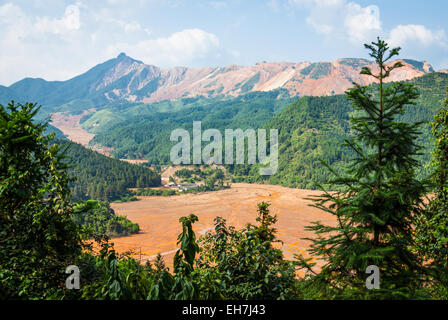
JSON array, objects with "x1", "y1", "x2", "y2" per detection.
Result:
[
  {"x1": 87, "y1": 90, "x2": 293, "y2": 163},
  {"x1": 69, "y1": 203, "x2": 299, "y2": 300},
  {"x1": 72, "y1": 200, "x2": 139, "y2": 238},
  {"x1": 181, "y1": 184, "x2": 230, "y2": 194},
  {"x1": 296, "y1": 38, "x2": 431, "y2": 299},
  {"x1": 1, "y1": 100, "x2": 298, "y2": 301},
  {"x1": 112, "y1": 192, "x2": 139, "y2": 203},
  {"x1": 416, "y1": 86, "x2": 448, "y2": 296},
  {"x1": 172, "y1": 166, "x2": 227, "y2": 189},
  {"x1": 80, "y1": 109, "x2": 126, "y2": 134},
  {"x1": 134, "y1": 188, "x2": 177, "y2": 196},
  {"x1": 240, "y1": 72, "x2": 260, "y2": 93},
  {"x1": 196, "y1": 202, "x2": 298, "y2": 299},
  {"x1": 62, "y1": 141, "x2": 161, "y2": 201},
  {"x1": 236, "y1": 72, "x2": 448, "y2": 189},
  {"x1": 0, "y1": 101, "x2": 82, "y2": 299},
  {"x1": 230, "y1": 94, "x2": 352, "y2": 189},
  {"x1": 0, "y1": 88, "x2": 25, "y2": 105},
  {"x1": 300, "y1": 62, "x2": 332, "y2": 79},
  {"x1": 174, "y1": 167, "x2": 225, "y2": 184},
  {"x1": 75, "y1": 72, "x2": 448, "y2": 190},
  {"x1": 174, "y1": 168, "x2": 193, "y2": 178}
]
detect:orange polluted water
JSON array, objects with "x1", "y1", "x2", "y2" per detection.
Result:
[{"x1": 110, "y1": 183, "x2": 336, "y2": 271}]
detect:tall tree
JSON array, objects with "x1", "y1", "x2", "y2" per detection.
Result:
[
  {"x1": 297, "y1": 38, "x2": 429, "y2": 299},
  {"x1": 0, "y1": 101, "x2": 82, "y2": 299}
]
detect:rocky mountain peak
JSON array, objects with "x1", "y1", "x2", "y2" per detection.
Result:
[{"x1": 6, "y1": 54, "x2": 438, "y2": 106}]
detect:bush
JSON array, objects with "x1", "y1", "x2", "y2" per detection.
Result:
[{"x1": 72, "y1": 200, "x2": 139, "y2": 238}]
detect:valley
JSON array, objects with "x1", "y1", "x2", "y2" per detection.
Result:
[
  {"x1": 3, "y1": 0, "x2": 448, "y2": 301},
  {"x1": 110, "y1": 183, "x2": 336, "y2": 271}
]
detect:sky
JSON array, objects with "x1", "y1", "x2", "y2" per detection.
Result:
[{"x1": 0, "y1": 0, "x2": 447, "y2": 85}]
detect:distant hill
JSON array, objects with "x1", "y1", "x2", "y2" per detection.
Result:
[
  {"x1": 2, "y1": 54, "x2": 445, "y2": 193},
  {"x1": 231, "y1": 72, "x2": 448, "y2": 189},
  {"x1": 85, "y1": 90, "x2": 294, "y2": 163},
  {"x1": 80, "y1": 72, "x2": 448, "y2": 191},
  {"x1": 0, "y1": 85, "x2": 25, "y2": 105},
  {"x1": 1, "y1": 53, "x2": 437, "y2": 112},
  {"x1": 60, "y1": 140, "x2": 161, "y2": 201}
]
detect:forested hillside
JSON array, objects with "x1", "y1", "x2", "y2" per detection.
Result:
[
  {"x1": 72, "y1": 200, "x2": 139, "y2": 238},
  {"x1": 230, "y1": 72, "x2": 448, "y2": 189},
  {"x1": 61, "y1": 140, "x2": 161, "y2": 200},
  {"x1": 230, "y1": 94, "x2": 353, "y2": 189},
  {"x1": 2, "y1": 37, "x2": 448, "y2": 301},
  {"x1": 45, "y1": 123, "x2": 67, "y2": 140},
  {"x1": 82, "y1": 72, "x2": 448, "y2": 190},
  {"x1": 86, "y1": 90, "x2": 293, "y2": 163}
]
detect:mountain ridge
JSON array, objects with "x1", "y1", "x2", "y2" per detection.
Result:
[{"x1": 2, "y1": 53, "x2": 439, "y2": 108}]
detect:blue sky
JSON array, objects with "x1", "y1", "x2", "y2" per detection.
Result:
[{"x1": 0, "y1": 0, "x2": 447, "y2": 85}]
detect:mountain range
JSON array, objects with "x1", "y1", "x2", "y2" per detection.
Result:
[
  {"x1": 1, "y1": 52, "x2": 448, "y2": 193},
  {"x1": 0, "y1": 53, "x2": 443, "y2": 109}
]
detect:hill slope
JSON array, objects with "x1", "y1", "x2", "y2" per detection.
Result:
[
  {"x1": 3, "y1": 54, "x2": 436, "y2": 110},
  {"x1": 61, "y1": 141, "x2": 161, "y2": 200},
  {"x1": 85, "y1": 90, "x2": 294, "y2": 163},
  {"x1": 231, "y1": 72, "x2": 448, "y2": 189}
]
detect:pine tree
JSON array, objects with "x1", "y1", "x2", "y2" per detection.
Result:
[{"x1": 296, "y1": 38, "x2": 429, "y2": 299}]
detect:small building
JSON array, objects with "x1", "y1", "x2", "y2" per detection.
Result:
[{"x1": 178, "y1": 183, "x2": 200, "y2": 192}]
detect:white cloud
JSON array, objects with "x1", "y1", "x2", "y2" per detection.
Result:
[
  {"x1": 287, "y1": 0, "x2": 447, "y2": 69},
  {"x1": 0, "y1": 2, "x2": 224, "y2": 85},
  {"x1": 209, "y1": 1, "x2": 228, "y2": 9},
  {"x1": 0, "y1": 3, "x2": 87, "y2": 85},
  {"x1": 108, "y1": 28, "x2": 220, "y2": 66},
  {"x1": 344, "y1": 3, "x2": 381, "y2": 43},
  {"x1": 94, "y1": 14, "x2": 151, "y2": 35},
  {"x1": 35, "y1": 5, "x2": 81, "y2": 34},
  {"x1": 289, "y1": 0, "x2": 381, "y2": 43},
  {"x1": 0, "y1": 2, "x2": 26, "y2": 24},
  {"x1": 267, "y1": 0, "x2": 280, "y2": 12},
  {"x1": 388, "y1": 24, "x2": 446, "y2": 48}
]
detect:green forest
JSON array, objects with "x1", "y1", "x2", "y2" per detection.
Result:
[
  {"x1": 62, "y1": 140, "x2": 160, "y2": 201},
  {"x1": 1, "y1": 39, "x2": 448, "y2": 300},
  {"x1": 72, "y1": 200, "x2": 139, "y2": 238},
  {"x1": 79, "y1": 70, "x2": 448, "y2": 191},
  {"x1": 84, "y1": 90, "x2": 293, "y2": 163},
  {"x1": 230, "y1": 72, "x2": 448, "y2": 189}
]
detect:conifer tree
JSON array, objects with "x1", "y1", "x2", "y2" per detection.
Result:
[{"x1": 297, "y1": 38, "x2": 429, "y2": 299}]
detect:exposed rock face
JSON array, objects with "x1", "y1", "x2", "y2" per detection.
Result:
[
  {"x1": 93, "y1": 54, "x2": 435, "y2": 102},
  {"x1": 8, "y1": 53, "x2": 437, "y2": 105}
]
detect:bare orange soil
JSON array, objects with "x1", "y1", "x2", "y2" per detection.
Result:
[
  {"x1": 110, "y1": 183, "x2": 336, "y2": 270},
  {"x1": 50, "y1": 110, "x2": 114, "y2": 156}
]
